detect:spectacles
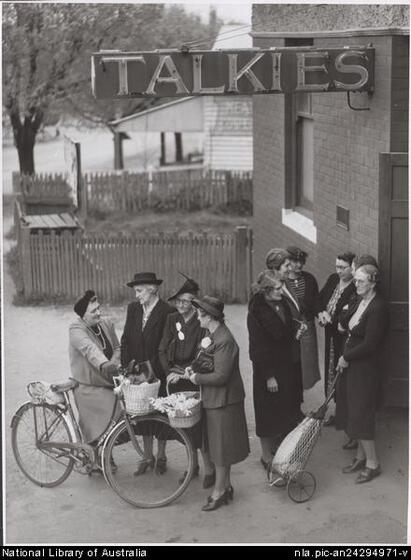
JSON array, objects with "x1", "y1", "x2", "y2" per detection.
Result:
[
  {"x1": 336, "y1": 265, "x2": 350, "y2": 270},
  {"x1": 176, "y1": 298, "x2": 193, "y2": 306},
  {"x1": 354, "y1": 279, "x2": 368, "y2": 285}
]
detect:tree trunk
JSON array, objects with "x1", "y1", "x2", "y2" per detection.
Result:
[
  {"x1": 9, "y1": 109, "x2": 43, "y2": 175},
  {"x1": 16, "y1": 123, "x2": 36, "y2": 175}
]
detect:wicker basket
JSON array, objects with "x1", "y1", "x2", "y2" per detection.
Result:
[
  {"x1": 168, "y1": 398, "x2": 202, "y2": 428},
  {"x1": 122, "y1": 379, "x2": 160, "y2": 415},
  {"x1": 165, "y1": 386, "x2": 202, "y2": 428}
]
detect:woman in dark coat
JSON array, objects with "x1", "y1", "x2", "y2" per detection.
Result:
[
  {"x1": 186, "y1": 296, "x2": 249, "y2": 511},
  {"x1": 318, "y1": 252, "x2": 356, "y2": 425},
  {"x1": 247, "y1": 270, "x2": 303, "y2": 470},
  {"x1": 121, "y1": 271, "x2": 175, "y2": 475},
  {"x1": 336, "y1": 263, "x2": 389, "y2": 484}
]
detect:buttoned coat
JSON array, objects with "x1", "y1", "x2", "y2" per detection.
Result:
[
  {"x1": 336, "y1": 294, "x2": 389, "y2": 439},
  {"x1": 247, "y1": 293, "x2": 303, "y2": 437},
  {"x1": 121, "y1": 299, "x2": 175, "y2": 394},
  {"x1": 193, "y1": 323, "x2": 245, "y2": 409},
  {"x1": 69, "y1": 317, "x2": 121, "y2": 443}
]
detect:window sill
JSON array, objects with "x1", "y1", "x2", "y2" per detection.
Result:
[{"x1": 281, "y1": 208, "x2": 317, "y2": 244}]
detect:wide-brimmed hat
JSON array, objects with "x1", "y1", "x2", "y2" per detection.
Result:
[
  {"x1": 126, "y1": 272, "x2": 163, "y2": 288},
  {"x1": 192, "y1": 295, "x2": 225, "y2": 321},
  {"x1": 167, "y1": 272, "x2": 199, "y2": 301},
  {"x1": 286, "y1": 246, "x2": 308, "y2": 262}
]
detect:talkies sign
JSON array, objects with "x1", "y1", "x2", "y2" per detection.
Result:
[{"x1": 91, "y1": 47, "x2": 374, "y2": 99}]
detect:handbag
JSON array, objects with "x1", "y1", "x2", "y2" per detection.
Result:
[{"x1": 190, "y1": 348, "x2": 214, "y2": 374}]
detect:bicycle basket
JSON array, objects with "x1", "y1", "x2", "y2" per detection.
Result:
[
  {"x1": 27, "y1": 381, "x2": 65, "y2": 406},
  {"x1": 122, "y1": 379, "x2": 161, "y2": 415}
]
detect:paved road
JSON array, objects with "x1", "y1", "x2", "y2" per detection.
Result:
[{"x1": 3, "y1": 214, "x2": 408, "y2": 545}]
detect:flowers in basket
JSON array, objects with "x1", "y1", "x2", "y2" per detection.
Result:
[{"x1": 150, "y1": 393, "x2": 200, "y2": 418}]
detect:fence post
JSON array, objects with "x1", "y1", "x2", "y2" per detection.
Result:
[
  {"x1": 235, "y1": 226, "x2": 251, "y2": 303},
  {"x1": 20, "y1": 228, "x2": 33, "y2": 298}
]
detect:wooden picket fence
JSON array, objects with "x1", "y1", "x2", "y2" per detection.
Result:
[
  {"x1": 18, "y1": 227, "x2": 252, "y2": 303},
  {"x1": 83, "y1": 169, "x2": 252, "y2": 213},
  {"x1": 13, "y1": 168, "x2": 253, "y2": 214}
]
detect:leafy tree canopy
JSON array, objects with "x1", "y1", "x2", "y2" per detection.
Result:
[{"x1": 2, "y1": 3, "x2": 222, "y2": 173}]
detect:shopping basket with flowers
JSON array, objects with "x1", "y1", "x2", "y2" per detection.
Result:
[
  {"x1": 150, "y1": 387, "x2": 201, "y2": 428},
  {"x1": 113, "y1": 359, "x2": 160, "y2": 415}
]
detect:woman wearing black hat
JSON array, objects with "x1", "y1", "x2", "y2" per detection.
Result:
[
  {"x1": 159, "y1": 274, "x2": 215, "y2": 485},
  {"x1": 121, "y1": 272, "x2": 175, "y2": 475},
  {"x1": 186, "y1": 296, "x2": 249, "y2": 511},
  {"x1": 285, "y1": 246, "x2": 321, "y2": 391},
  {"x1": 69, "y1": 290, "x2": 121, "y2": 467}
]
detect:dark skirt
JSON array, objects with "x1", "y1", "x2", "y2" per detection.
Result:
[
  {"x1": 203, "y1": 402, "x2": 249, "y2": 467},
  {"x1": 253, "y1": 362, "x2": 303, "y2": 439},
  {"x1": 300, "y1": 320, "x2": 321, "y2": 390},
  {"x1": 335, "y1": 365, "x2": 379, "y2": 440}
]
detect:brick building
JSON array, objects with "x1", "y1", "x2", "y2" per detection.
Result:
[{"x1": 251, "y1": 4, "x2": 409, "y2": 405}]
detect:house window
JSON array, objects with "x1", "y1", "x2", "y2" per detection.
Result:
[
  {"x1": 295, "y1": 93, "x2": 314, "y2": 212},
  {"x1": 282, "y1": 38, "x2": 317, "y2": 243}
]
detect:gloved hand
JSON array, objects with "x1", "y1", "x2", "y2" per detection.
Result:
[{"x1": 101, "y1": 361, "x2": 119, "y2": 377}]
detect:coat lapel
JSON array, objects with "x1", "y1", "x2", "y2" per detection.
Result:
[{"x1": 143, "y1": 300, "x2": 162, "y2": 336}]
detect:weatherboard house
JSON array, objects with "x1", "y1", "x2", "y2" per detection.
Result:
[{"x1": 108, "y1": 26, "x2": 253, "y2": 171}]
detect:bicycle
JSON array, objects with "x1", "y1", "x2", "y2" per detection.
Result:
[{"x1": 11, "y1": 378, "x2": 195, "y2": 508}]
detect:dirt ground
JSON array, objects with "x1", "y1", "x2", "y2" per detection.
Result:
[{"x1": 2, "y1": 211, "x2": 409, "y2": 545}]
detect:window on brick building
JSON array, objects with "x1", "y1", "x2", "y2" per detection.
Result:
[
  {"x1": 295, "y1": 93, "x2": 314, "y2": 211},
  {"x1": 282, "y1": 38, "x2": 317, "y2": 243}
]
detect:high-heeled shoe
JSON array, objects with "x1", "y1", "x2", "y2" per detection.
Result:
[
  {"x1": 133, "y1": 457, "x2": 155, "y2": 476},
  {"x1": 155, "y1": 456, "x2": 167, "y2": 475},
  {"x1": 342, "y1": 458, "x2": 366, "y2": 473},
  {"x1": 342, "y1": 439, "x2": 358, "y2": 450},
  {"x1": 225, "y1": 485, "x2": 234, "y2": 501},
  {"x1": 179, "y1": 464, "x2": 200, "y2": 485},
  {"x1": 201, "y1": 492, "x2": 229, "y2": 511}
]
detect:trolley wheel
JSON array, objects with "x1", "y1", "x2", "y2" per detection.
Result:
[
  {"x1": 11, "y1": 402, "x2": 74, "y2": 488},
  {"x1": 287, "y1": 470, "x2": 316, "y2": 503},
  {"x1": 102, "y1": 415, "x2": 194, "y2": 508}
]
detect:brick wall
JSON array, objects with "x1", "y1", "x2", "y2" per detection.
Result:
[
  {"x1": 252, "y1": 24, "x2": 408, "y2": 288},
  {"x1": 391, "y1": 35, "x2": 409, "y2": 152}
]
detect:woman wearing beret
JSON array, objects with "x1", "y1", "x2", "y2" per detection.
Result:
[
  {"x1": 318, "y1": 252, "x2": 356, "y2": 427},
  {"x1": 336, "y1": 263, "x2": 389, "y2": 484},
  {"x1": 186, "y1": 296, "x2": 249, "y2": 511},
  {"x1": 69, "y1": 290, "x2": 121, "y2": 465},
  {"x1": 247, "y1": 270, "x2": 303, "y2": 470}
]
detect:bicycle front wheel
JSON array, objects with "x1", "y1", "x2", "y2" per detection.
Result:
[
  {"x1": 11, "y1": 402, "x2": 74, "y2": 488},
  {"x1": 103, "y1": 415, "x2": 194, "y2": 508}
]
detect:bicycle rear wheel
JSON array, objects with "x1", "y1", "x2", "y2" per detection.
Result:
[
  {"x1": 11, "y1": 402, "x2": 74, "y2": 488},
  {"x1": 103, "y1": 415, "x2": 194, "y2": 508}
]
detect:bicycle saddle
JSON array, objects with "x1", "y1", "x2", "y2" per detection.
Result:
[{"x1": 50, "y1": 379, "x2": 79, "y2": 393}]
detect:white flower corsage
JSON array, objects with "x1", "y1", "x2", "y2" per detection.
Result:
[
  {"x1": 176, "y1": 321, "x2": 185, "y2": 340},
  {"x1": 200, "y1": 336, "x2": 212, "y2": 349}
]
